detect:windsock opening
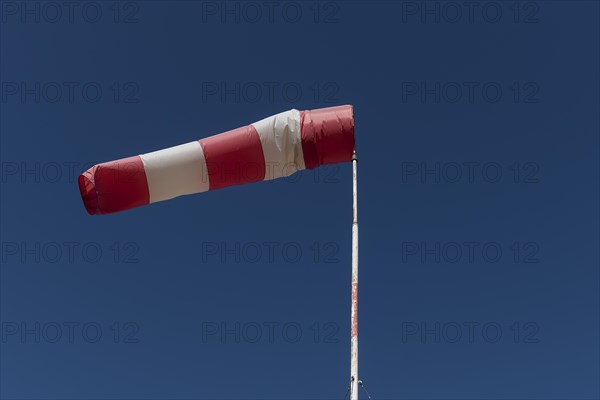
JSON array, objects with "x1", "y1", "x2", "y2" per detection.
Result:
[
  {"x1": 300, "y1": 104, "x2": 355, "y2": 169},
  {"x1": 78, "y1": 105, "x2": 355, "y2": 215}
]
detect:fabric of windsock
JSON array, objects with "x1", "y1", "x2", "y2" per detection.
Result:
[{"x1": 78, "y1": 105, "x2": 355, "y2": 215}]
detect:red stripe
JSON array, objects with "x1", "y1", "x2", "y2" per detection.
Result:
[
  {"x1": 78, "y1": 155, "x2": 149, "y2": 215},
  {"x1": 300, "y1": 105, "x2": 355, "y2": 170},
  {"x1": 199, "y1": 125, "x2": 265, "y2": 191}
]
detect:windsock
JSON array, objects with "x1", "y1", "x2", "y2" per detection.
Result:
[{"x1": 78, "y1": 105, "x2": 355, "y2": 215}]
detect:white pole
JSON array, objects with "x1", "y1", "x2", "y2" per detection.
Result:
[{"x1": 350, "y1": 150, "x2": 359, "y2": 400}]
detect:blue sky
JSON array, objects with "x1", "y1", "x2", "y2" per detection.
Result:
[{"x1": 1, "y1": 1, "x2": 599, "y2": 399}]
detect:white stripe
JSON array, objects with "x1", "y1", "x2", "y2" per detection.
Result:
[
  {"x1": 140, "y1": 141, "x2": 209, "y2": 204},
  {"x1": 251, "y1": 109, "x2": 305, "y2": 181}
]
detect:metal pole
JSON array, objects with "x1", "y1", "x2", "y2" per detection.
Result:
[{"x1": 350, "y1": 150, "x2": 359, "y2": 400}]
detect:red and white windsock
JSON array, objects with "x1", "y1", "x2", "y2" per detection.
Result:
[{"x1": 78, "y1": 105, "x2": 355, "y2": 215}]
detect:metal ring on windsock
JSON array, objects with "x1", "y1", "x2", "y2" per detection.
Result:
[{"x1": 78, "y1": 105, "x2": 355, "y2": 215}]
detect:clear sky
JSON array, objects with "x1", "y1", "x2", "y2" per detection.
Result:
[{"x1": 1, "y1": 1, "x2": 599, "y2": 399}]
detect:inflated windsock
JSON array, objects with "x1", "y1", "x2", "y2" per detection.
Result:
[{"x1": 78, "y1": 105, "x2": 354, "y2": 215}]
